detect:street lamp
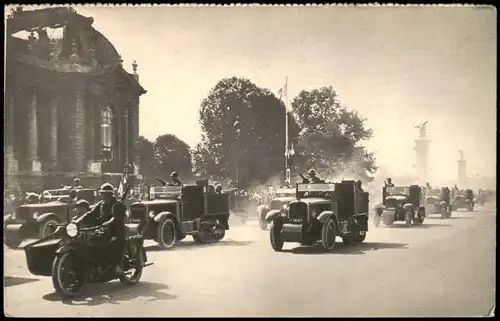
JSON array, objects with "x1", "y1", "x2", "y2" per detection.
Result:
[{"x1": 234, "y1": 116, "x2": 241, "y2": 190}]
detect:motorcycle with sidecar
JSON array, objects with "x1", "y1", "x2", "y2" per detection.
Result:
[{"x1": 24, "y1": 221, "x2": 152, "y2": 298}]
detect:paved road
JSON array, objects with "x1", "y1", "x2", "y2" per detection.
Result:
[{"x1": 4, "y1": 206, "x2": 496, "y2": 317}]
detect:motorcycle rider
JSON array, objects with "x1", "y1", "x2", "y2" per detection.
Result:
[{"x1": 73, "y1": 182, "x2": 127, "y2": 275}]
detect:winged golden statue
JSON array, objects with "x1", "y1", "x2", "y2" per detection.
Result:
[{"x1": 415, "y1": 121, "x2": 428, "y2": 138}]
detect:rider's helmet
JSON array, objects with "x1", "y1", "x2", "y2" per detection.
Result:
[
  {"x1": 75, "y1": 199, "x2": 91, "y2": 210},
  {"x1": 170, "y1": 171, "x2": 179, "y2": 178},
  {"x1": 73, "y1": 177, "x2": 81, "y2": 183},
  {"x1": 99, "y1": 182, "x2": 115, "y2": 194},
  {"x1": 308, "y1": 169, "x2": 317, "y2": 176}
]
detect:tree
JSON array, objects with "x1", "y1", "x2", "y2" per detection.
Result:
[
  {"x1": 193, "y1": 77, "x2": 300, "y2": 188},
  {"x1": 137, "y1": 135, "x2": 156, "y2": 183},
  {"x1": 291, "y1": 86, "x2": 377, "y2": 182},
  {"x1": 153, "y1": 134, "x2": 193, "y2": 180}
]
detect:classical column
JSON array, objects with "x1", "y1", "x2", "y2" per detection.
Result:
[
  {"x1": 28, "y1": 92, "x2": 41, "y2": 172},
  {"x1": 5, "y1": 92, "x2": 18, "y2": 182},
  {"x1": 132, "y1": 101, "x2": 140, "y2": 176},
  {"x1": 74, "y1": 91, "x2": 86, "y2": 172},
  {"x1": 49, "y1": 96, "x2": 59, "y2": 169},
  {"x1": 124, "y1": 107, "x2": 129, "y2": 165}
]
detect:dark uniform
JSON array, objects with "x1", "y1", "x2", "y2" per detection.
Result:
[
  {"x1": 75, "y1": 183, "x2": 126, "y2": 273},
  {"x1": 72, "y1": 177, "x2": 83, "y2": 189},
  {"x1": 308, "y1": 169, "x2": 324, "y2": 184},
  {"x1": 355, "y1": 180, "x2": 364, "y2": 192},
  {"x1": 385, "y1": 178, "x2": 395, "y2": 187},
  {"x1": 170, "y1": 172, "x2": 182, "y2": 186}
]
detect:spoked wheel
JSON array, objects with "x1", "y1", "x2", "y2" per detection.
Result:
[
  {"x1": 157, "y1": 218, "x2": 177, "y2": 249},
  {"x1": 120, "y1": 247, "x2": 144, "y2": 284},
  {"x1": 39, "y1": 219, "x2": 59, "y2": 238},
  {"x1": 321, "y1": 219, "x2": 337, "y2": 251},
  {"x1": 51, "y1": 252, "x2": 86, "y2": 298}
]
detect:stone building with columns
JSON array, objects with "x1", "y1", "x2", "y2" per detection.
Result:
[{"x1": 4, "y1": 7, "x2": 147, "y2": 192}]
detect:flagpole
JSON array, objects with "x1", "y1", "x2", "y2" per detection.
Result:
[{"x1": 284, "y1": 76, "x2": 289, "y2": 184}]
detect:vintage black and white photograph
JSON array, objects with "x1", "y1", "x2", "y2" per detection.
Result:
[{"x1": 3, "y1": 4, "x2": 496, "y2": 317}]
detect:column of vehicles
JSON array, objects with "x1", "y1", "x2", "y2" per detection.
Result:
[
  {"x1": 13, "y1": 178, "x2": 233, "y2": 298},
  {"x1": 4, "y1": 177, "x2": 491, "y2": 298}
]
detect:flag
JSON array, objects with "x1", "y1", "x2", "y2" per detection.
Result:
[
  {"x1": 277, "y1": 81, "x2": 287, "y2": 101},
  {"x1": 285, "y1": 142, "x2": 296, "y2": 159},
  {"x1": 117, "y1": 168, "x2": 129, "y2": 196}
]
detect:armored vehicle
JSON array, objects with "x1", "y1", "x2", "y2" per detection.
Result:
[
  {"x1": 266, "y1": 181, "x2": 369, "y2": 252},
  {"x1": 257, "y1": 188, "x2": 296, "y2": 230},
  {"x1": 424, "y1": 187, "x2": 452, "y2": 219},
  {"x1": 4, "y1": 188, "x2": 98, "y2": 249},
  {"x1": 373, "y1": 185, "x2": 426, "y2": 227},
  {"x1": 225, "y1": 188, "x2": 258, "y2": 223},
  {"x1": 126, "y1": 180, "x2": 231, "y2": 250},
  {"x1": 452, "y1": 189, "x2": 475, "y2": 212}
]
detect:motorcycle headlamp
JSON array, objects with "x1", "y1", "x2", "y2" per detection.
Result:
[
  {"x1": 282, "y1": 204, "x2": 289, "y2": 210},
  {"x1": 66, "y1": 223, "x2": 78, "y2": 237},
  {"x1": 32, "y1": 212, "x2": 40, "y2": 219},
  {"x1": 148, "y1": 210, "x2": 156, "y2": 218}
]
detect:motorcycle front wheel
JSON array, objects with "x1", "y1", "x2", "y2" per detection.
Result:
[{"x1": 51, "y1": 252, "x2": 86, "y2": 298}]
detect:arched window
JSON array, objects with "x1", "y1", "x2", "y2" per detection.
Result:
[{"x1": 101, "y1": 106, "x2": 114, "y2": 162}]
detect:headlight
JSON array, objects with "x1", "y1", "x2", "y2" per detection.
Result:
[
  {"x1": 66, "y1": 223, "x2": 78, "y2": 237},
  {"x1": 148, "y1": 210, "x2": 156, "y2": 218},
  {"x1": 282, "y1": 204, "x2": 289, "y2": 210},
  {"x1": 32, "y1": 212, "x2": 40, "y2": 219}
]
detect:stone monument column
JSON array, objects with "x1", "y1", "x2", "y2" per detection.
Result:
[{"x1": 414, "y1": 121, "x2": 430, "y2": 184}]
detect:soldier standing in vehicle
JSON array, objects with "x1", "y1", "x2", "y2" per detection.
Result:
[
  {"x1": 72, "y1": 177, "x2": 83, "y2": 189},
  {"x1": 73, "y1": 183, "x2": 127, "y2": 275},
  {"x1": 308, "y1": 169, "x2": 323, "y2": 184},
  {"x1": 170, "y1": 172, "x2": 182, "y2": 186},
  {"x1": 385, "y1": 178, "x2": 394, "y2": 187},
  {"x1": 355, "y1": 180, "x2": 364, "y2": 192}
]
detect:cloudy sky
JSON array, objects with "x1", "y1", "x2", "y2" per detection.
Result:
[{"x1": 10, "y1": 5, "x2": 497, "y2": 182}]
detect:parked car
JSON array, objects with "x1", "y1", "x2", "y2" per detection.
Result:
[
  {"x1": 125, "y1": 180, "x2": 231, "y2": 250},
  {"x1": 257, "y1": 187, "x2": 296, "y2": 230},
  {"x1": 373, "y1": 185, "x2": 425, "y2": 227},
  {"x1": 4, "y1": 188, "x2": 98, "y2": 249},
  {"x1": 266, "y1": 181, "x2": 369, "y2": 252}
]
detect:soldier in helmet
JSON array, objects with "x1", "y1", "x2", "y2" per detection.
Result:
[
  {"x1": 355, "y1": 180, "x2": 364, "y2": 192},
  {"x1": 73, "y1": 199, "x2": 91, "y2": 220},
  {"x1": 170, "y1": 172, "x2": 182, "y2": 186},
  {"x1": 72, "y1": 177, "x2": 83, "y2": 189},
  {"x1": 73, "y1": 182, "x2": 127, "y2": 275},
  {"x1": 307, "y1": 169, "x2": 323, "y2": 184},
  {"x1": 385, "y1": 178, "x2": 395, "y2": 187}
]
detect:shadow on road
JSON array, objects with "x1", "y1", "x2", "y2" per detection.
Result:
[
  {"x1": 42, "y1": 281, "x2": 178, "y2": 306},
  {"x1": 387, "y1": 223, "x2": 452, "y2": 229},
  {"x1": 427, "y1": 216, "x2": 475, "y2": 220},
  {"x1": 145, "y1": 239, "x2": 254, "y2": 252},
  {"x1": 286, "y1": 241, "x2": 408, "y2": 255},
  {"x1": 4, "y1": 276, "x2": 40, "y2": 287}
]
